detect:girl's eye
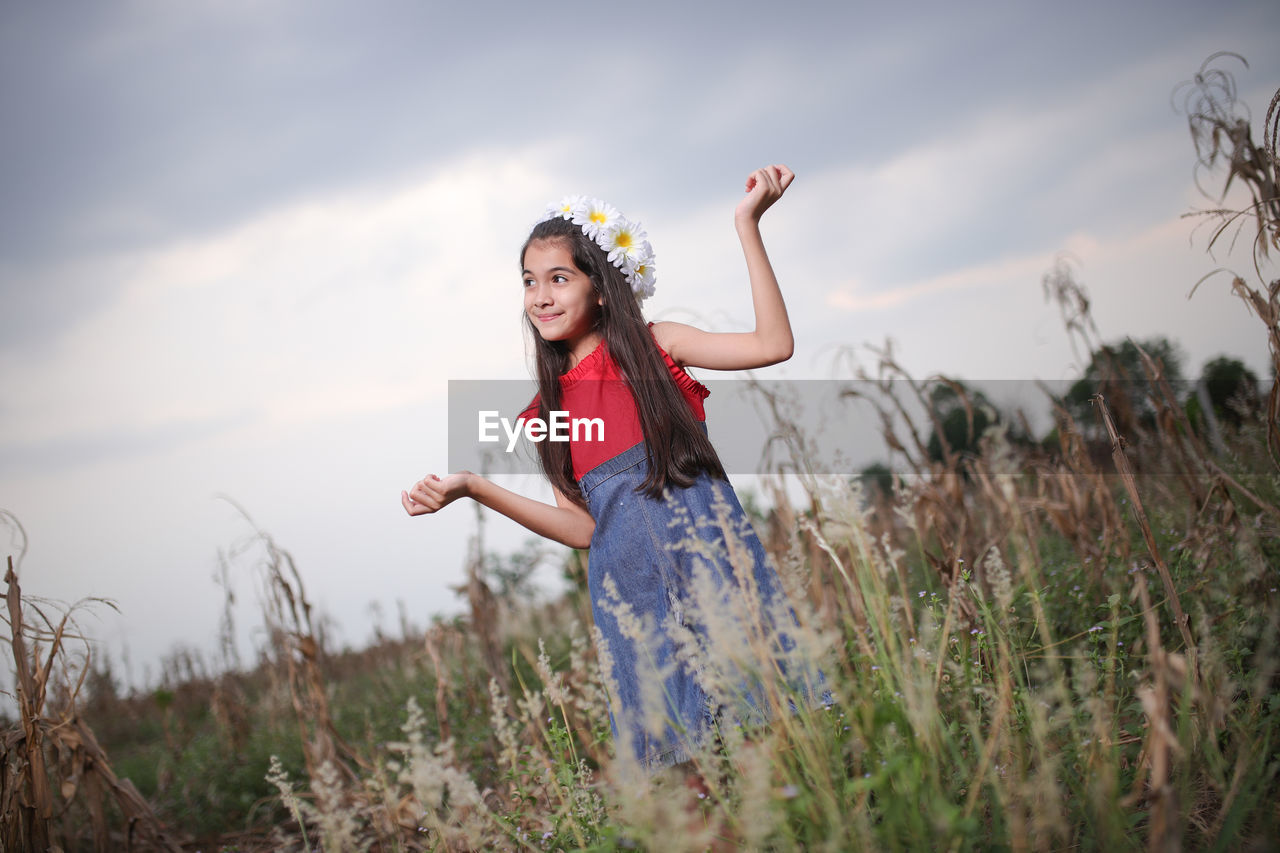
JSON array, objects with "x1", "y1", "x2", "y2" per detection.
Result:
[
  {"x1": 522, "y1": 278, "x2": 534, "y2": 288},
  {"x1": 552, "y1": 274, "x2": 568, "y2": 284}
]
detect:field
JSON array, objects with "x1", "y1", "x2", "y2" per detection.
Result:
[{"x1": 3, "y1": 58, "x2": 1279, "y2": 852}]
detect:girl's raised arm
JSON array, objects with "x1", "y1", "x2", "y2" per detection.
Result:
[
  {"x1": 402, "y1": 473, "x2": 595, "y2": 550},
  {"x1": 654, "y1": 164, "x2": 796, "y2": 372}
]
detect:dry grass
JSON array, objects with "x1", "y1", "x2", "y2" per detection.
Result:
[{"x1": 1, "y1": 516, "x2": 182, "y2": 851}]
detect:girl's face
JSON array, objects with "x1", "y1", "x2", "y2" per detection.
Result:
[{"x1": 523, "y1": 239, "x2": 603, "y2": 358}]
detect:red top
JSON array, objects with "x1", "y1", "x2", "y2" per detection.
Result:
[{"x1": 520, "y1": 338, "x2": 710, "y2": 481}]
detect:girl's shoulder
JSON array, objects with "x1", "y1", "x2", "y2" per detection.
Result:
[
  {"x1": 648, "y1": 320, "x2": 706, "y2": 369},
  {"x1": 647, "y1": 320, "x2": 680, "y2": 358}
]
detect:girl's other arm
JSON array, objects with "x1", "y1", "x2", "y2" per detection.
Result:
[
  {"x1": 402, "y1": 473, "x2": 595, "y2": 549},
  {"x1": 656, "y1": 164, "x2": 796, "y2": 371}
]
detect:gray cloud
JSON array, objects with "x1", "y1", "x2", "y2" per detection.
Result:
[
  {"x1": 8, "y1": 0, "x2": 1266, "y2": 265},
  {"x1": 0, "y1": 409, "x2": 257, "y2": 478}
]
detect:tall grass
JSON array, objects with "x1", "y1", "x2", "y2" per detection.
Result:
[{"x1": 221, "y1": 394, "x2": 1277, "y2": 851}]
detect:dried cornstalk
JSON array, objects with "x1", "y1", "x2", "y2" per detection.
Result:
[
  {"x1": 59, "y1": 717, "x2": 184, "y2": 852},
  {"x1": 221, "y1": 497, "x2": 362, "y2": 782},
  {"x1": 462, "y1": 499, "x2": 507, "y2": 694},
  {"x1": 1133, "y1": 575, "x2": 1185, "y2": 853},
  {"x1": 1177, "y1": 55, "x2": 1280, "y2": 466},
  {"x1": 1093, "y1": 395, "x2": 1197, "y2": 661},
  {"x1": 3, "y1": 556, "x2": 52, "y2": 851},
  {"x1": 425, "y1": 627, "x2": 453, "y2": 742},
  {"x1": 3, "y1": 557, "x2": 182, "y2": 852}
]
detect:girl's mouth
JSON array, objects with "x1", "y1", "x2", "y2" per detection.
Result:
[{"x1": 536, "y1": 313, "x2": 561, "y2": 323}]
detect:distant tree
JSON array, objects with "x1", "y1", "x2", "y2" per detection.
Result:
[
  {"x1": 1191, "y1": 355, "x2": 1261, "y2": 429},
  {"x1": 484, "y1": 539, "x2": 548, "y2": 602},
  {"x1": 1064, "y1": 336, "x2": 1185, "y2": 439},
  {"x1": 925, "y1": 382, "x2": 1000, "y2": 463},
  {"x1": 858, "y1": 461, "x2": 894, "y2": 499}
]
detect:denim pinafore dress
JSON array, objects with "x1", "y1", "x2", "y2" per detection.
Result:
[{"x1": 579, "y1": 439, "x2": 801, "y2": 770}]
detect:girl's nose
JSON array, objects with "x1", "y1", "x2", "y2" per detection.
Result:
[{"x1": 530, "y1": 282, "x2": 552, "y2": 305}]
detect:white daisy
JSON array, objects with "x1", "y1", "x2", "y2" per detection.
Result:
[
  {"x1": 630, "y1": 266, "x2": 657, "y2": 301},
  {"x1": 629, "y1": 245, "x2": 656, "y2": 299},
  {"x1": 599, "y1": 218, "x2": 648, "y2": 269},
  {"x1": 542, "y1": 194, "x2": 586, "y2": 222},
  {"x1": 573, "y1": 198, "x2": 620, "y2": 238}
]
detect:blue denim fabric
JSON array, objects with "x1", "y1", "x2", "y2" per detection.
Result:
[{"x1": 579, "y1": 440, "x2": 810, "y2": 770}]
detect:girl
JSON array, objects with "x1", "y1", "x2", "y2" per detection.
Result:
[{"x1": 403, "y1": 165, "x2": 804, "y2": 771}]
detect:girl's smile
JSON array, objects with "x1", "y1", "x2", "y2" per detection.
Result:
[{"x1": 523, "y1": 240, "x2": 603, "y2": 362}]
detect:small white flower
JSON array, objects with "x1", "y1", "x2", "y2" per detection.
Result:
[
  {"x1": 542, "y1": 194, "x2": 586, "y2": 222},
  {"x1": 573, "y1": 198, "x2": 619, "y2": 238},
  {"x1": 599, "y1": 218, "x2": 647, "y2": 269},
  {"x1": 537, "y1": 192, "x2": 578, "y2": 219},
  {"x1": 631, "y1": 271, "x2": 656, "y2": 301},
  {"x1": 629, "y1": 244, "x2": 656, "y2": 300}
]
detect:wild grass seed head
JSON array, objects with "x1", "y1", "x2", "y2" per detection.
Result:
[
  {"x1": 487, "y1": 679, "x2": 521, "y2": 771},
  {"x1": 536, "y1": 638, "x2": 569, "y2": 709},
  {"x1": 984, "y1": 545, "x2": 1014, "y2": 611},
  {"x1": 311, "y1": 760, "x2": 363, "y2": 852},
  {"x1": 265, "y1": 753, "x2": 312, "y2": 840}
]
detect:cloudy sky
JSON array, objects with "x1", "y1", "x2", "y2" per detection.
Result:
[{"x1": 2, "y1": 1, "x2": 1277, "y2": 687}]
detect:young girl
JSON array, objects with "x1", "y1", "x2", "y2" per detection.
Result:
[{"x1": 403, "y1": 165, "x2": 802, "y2": 771}]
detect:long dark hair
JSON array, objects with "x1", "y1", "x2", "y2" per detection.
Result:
[{"x1": 521, "y1": 216, "x2": 726, "y2": 505}]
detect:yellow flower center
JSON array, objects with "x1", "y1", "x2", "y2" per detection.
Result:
[
  {"x1": 590, "y1": 211, "x2": 607, "y2": 225},
  {"x1": 615, "y1": 231, "x2": 633, "y2": 249}
]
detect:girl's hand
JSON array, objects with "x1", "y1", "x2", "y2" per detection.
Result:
[
  {"x1": 735, "y1": 164, "x2": 795, "y2": 224},
  {"x1": 402, "y1": 472, "x2": 472, "y2": 516},
  {"x1": 403, "y1": 472, "x2": 595, "y2": 547}
]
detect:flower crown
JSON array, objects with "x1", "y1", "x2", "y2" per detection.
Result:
[{"x1": 538, "y1": 196, "x2": 657, "y2": 302}]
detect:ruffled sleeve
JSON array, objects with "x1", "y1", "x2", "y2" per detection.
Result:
[
  {"x1": 660, "y1": 347, "x2": 710, "y2": 400},
  {"x1": 648, "y1": 322, "x2": 710, "y2": 401}
]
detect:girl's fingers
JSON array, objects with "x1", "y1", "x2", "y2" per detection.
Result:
[
  {"x1": 407, "y1": 478, "x2": 440, "y2": 506},
  {"x1": 754, "y1": 164, "x2": 793, "y2": 193},
  {"x1": 746, "y1": 165, "x2": 789, "y2": 199},
  {"x1": 402, "y1": 491, "x2": 425, "y2": 515},
  {"x1": 404, "y1": 473, "x2": 458, "y2": 516},
  {"x1": 745, "y1": 172, "x2": 772, "y2": 200}
]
